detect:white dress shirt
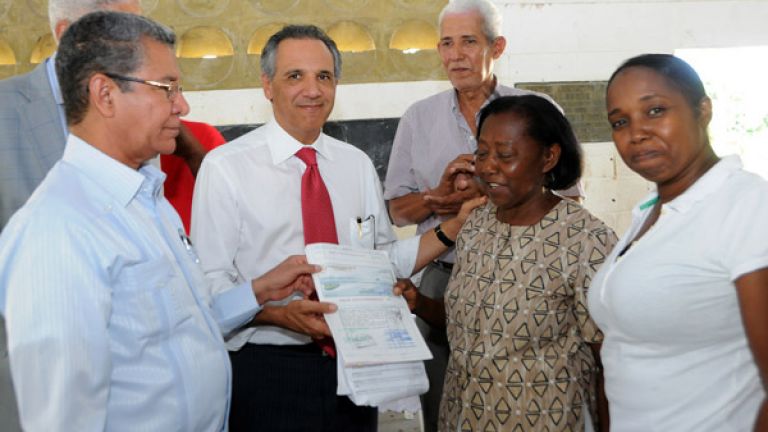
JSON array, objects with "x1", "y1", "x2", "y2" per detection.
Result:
[
  {"x1": 588, "y1": 156, "x2": 768, "y2": 431},
  {"x1": 0, "y1": 135, "x2": 260, "y2": 431},
  {"x1": 192, "y1": 119, "x2": 420, "y2": 349}
]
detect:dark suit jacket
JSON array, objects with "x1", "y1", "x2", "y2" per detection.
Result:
[{"x1": 0, "y1": 61, "x2": 66, "y2": 432}]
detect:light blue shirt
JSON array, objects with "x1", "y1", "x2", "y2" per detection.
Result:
[
  {"x1": 44, "y1": 54, "x2": 68, "y2": 137},
  {"x1": 0, "y1": 135, "x2": 260, "y2": 431}
]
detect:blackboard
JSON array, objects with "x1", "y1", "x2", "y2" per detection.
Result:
[{"x1": 217, "y1": 118, "x2": 401, "y2": 182}]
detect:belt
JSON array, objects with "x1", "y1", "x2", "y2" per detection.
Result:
[{"x1": 432, "y1": 260, "x2": 454, "y2": 271}]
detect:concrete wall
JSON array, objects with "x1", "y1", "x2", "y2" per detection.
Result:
[
  {"x1": 183, "y1": 0, "x2": 768, "y2": 236},
  {"x1": 497, "y1": 0, "x2": 768, "y2": 84}
]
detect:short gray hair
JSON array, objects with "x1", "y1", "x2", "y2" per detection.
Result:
[
  {"x1": 55, "y1": 11, "x2": 175, "y2": 125},
  {"x1": 48, "y1": 0, "x2": 137, "y2": 37},
  {"x1": 260, "y1": 25, "x2": 342, "y2": 81},
  {"x1": 438, "y1": 0, "x2": 502, "y2": 42}
]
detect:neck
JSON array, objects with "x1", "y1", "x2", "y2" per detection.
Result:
[
  {"x1": 496, "y1": 188, "x2": 562, "y2": 226},
  {"x1": 456, "y1": 76, "x2": 496, "y2": 135},
  {"x1": 657, "y1": 145, "x2": 719, "y2": 203},
  {"x1": 70, "y1": 122, "x2": 142, "y2": 170},
  {"x1": 274, "y1": 116, "x2": 321, "y2": 145},
  {"x1": 456, "y1": 76, "x2": 496, "y2": 110}
]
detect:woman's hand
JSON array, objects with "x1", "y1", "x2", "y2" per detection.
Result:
[
  {"x1": 393, "y1": 278, "x2": 420, "y2": 311},
  {"x1": 393, "y1": 278, "x2": 446, "y2": 328}
]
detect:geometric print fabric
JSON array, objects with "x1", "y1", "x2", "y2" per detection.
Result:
[{"x1": 439, "y1": 200, "x2": 618, "y2": 431}]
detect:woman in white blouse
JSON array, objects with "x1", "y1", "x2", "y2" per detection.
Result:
[{"x1": 588, "y1": 53, "x2": 768, "y2": 431}]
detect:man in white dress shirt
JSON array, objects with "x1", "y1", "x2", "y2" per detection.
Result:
[
  {"x1": 0, "y1": 12, "x2": 317, "y2": 431},
  {"x1": 192, "y1": 24, "x2": 478, "y2": 431}
]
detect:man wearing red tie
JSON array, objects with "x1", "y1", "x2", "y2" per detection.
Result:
[{"x1": 191, "y1": 25, "x2": 482, "y2": 431}]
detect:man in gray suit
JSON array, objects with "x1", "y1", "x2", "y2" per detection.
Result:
[
  {"x1": 0, "y1": 1, "x2": 140, "y2": 428},
  {"x1": 0, "y1": 0, "x2": 142, "y2": 231}
]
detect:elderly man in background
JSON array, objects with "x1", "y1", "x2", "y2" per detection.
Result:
[
  {"x1": 0, "y1": 12, "x2": 317, "y2": 431},
  {"x1": 0, "y1": 0, "x2": 217, "y2": 233},
  {"x1": 0, "y1": 0, "x2": 139, "y2": 232},
  {"x1": 383, "y1": 0, "x2": 582, "y2": 429}
]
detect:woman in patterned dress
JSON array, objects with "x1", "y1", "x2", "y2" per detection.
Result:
[{"x1": 398, "y1": 95, "x2": 616, "y2": 431}]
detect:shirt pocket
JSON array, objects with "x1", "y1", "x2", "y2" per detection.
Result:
[
  {"x1": 348, "y1": 216, "x2": 375, "y2": 249},
  {"x1": 110, "y1": 258, "x2": 175, "y2": 343}
]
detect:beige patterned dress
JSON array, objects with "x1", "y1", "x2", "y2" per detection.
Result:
[{"x1": 439, "y1": 200, "x2": 617, "y2": 432}]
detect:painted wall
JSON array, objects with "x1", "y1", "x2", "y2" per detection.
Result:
[
  {"x1": 184, "y1": 0, "x2": 767, "y2": 235},
  {"x1": 497, "y1": 0, "x2": 768, "y2": 84},
  {"x1": 186, "y1": 0, "x2": 768, "y2": 122}
]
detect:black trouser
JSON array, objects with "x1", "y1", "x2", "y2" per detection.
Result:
[
  {"x1": 228, "y1": 342, "x2": 377, "y2": 432},
  {"x1": 415, "y1": 262, "x2": 451, "y2": 432}
]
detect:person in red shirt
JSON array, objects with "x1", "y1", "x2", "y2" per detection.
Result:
[{"x1": 162, "y1": 119, "x2": 226, "y2": 233}]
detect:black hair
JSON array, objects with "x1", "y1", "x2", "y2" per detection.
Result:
[
  {"x1": 608, "y1": 53, "x2": 708, "y2": 115},
  {"x1": 477, "y1": 95, "x2": 582, "y2": 190},
  {"x1": 260, "y1": 25, "x2": 341, "y2": 81},
  {"x1": 56, "y1": 11, "x2": 175, "y2": 125}
]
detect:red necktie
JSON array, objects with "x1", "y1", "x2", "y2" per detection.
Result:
[{"x1": 295, "y1": 147, "x2": 337, "y2": 357}]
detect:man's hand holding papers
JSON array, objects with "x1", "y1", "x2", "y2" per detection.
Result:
[
  {"x1": 305, "y1": 244, "x2": 431, "y2": 366},
  {"x1": 306, "y1": 244, "x2": 431, "y2": 407}
]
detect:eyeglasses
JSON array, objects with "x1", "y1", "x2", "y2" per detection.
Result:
[{"x1": 105, "y1": 73, "x2": 183, "y2": 101}]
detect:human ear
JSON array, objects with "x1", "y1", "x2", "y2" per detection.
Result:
[
  {"x1": 261, "y1": 73, "x2": 273, "y2": 102},
  {"x1": 492, "y1": 36, "x2": 506, "y2": 59},
  {"x1": 54, "y1": 20, "x2": 70, "y2": 43},
  {"x1": 697, "y1": 96, "x2": 713, "y2": 129},
  {"x1": 542, "y1": 143, "x2": 562, "y2": 174},
  {"x1": 89, "y1": 73, "x2": 117, "y2": 118}
]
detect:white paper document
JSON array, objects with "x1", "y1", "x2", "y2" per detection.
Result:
[
  {"x1": 336, "y1": 353, "x2": 427, "y2": 408},
  {"x1": 305, "y1": 243, "x2": 432, "y2": 366},
  {"x1": 306, "y1": 243, "x2": 431, "y2": 407}
]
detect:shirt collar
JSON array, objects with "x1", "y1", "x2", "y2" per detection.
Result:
[
  {"x1": 61, "y1": 134, "x2": 166, "y2": 208},
  {"x1": 265, "y1": 119, "x2": 334, "y2": 166},
  {"x1": 663, "y1": 155, "x2": 742, "y2": 214},
  {"x1": 632, "y1": 155, "x2": 742, "y2": 216},
  {"x1": 45, "y1": 53, "x2": 64, "y2": 106},
  {"x1": 450, "y1": 75, "x2": 501, "y2": 120}
]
